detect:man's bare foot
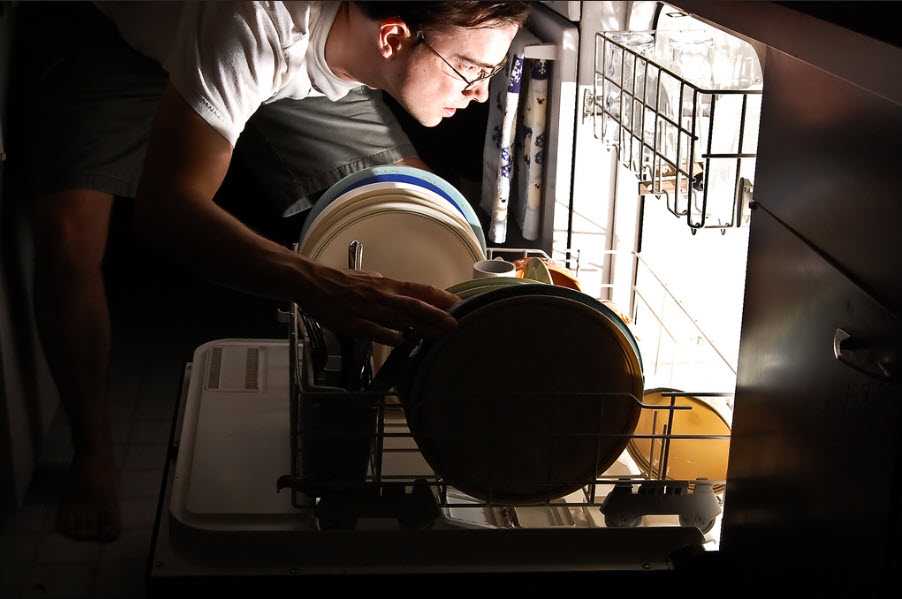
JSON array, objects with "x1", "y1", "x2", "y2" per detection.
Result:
[{"x1": 56, "y1": 451, "x2": 121, "y2": 542}]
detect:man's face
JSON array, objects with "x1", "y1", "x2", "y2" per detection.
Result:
[{"x1": 393, "y1": 23, "x2": 519, "y2": 127}]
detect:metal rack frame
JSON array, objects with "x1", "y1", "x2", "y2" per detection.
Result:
[
  {"x1": 593, "y1": 31, "x2": 761, "y2": 231},
  {"x1": 278, "y1": 254, "x2": 733, "y2": 532}
]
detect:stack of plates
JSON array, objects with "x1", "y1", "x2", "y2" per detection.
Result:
[
  {"x1": 399, "y1": 284, "x2": 645, "y2": 504},
  {"x1": 299, "y1": 166, "x2": 487, "y2": 374},
  {"x1": 299, "y1": 166, "x2": 486, "y2": 290}
]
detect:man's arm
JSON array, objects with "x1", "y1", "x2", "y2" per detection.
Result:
[
  {"x1": 395, "y1": 156, "x2": 432, "y2": 171},
  {"x1": 134, "y1": 84, "x2": 457, "y2": 344}
]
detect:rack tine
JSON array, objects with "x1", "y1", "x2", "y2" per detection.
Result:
[{"x1": 348, "y1": 240, "x2": 364, "y2": 271}]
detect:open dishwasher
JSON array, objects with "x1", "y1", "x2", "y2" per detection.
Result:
[{"x1": 148, "y1": 1, "x2": 902, "y2": 593}]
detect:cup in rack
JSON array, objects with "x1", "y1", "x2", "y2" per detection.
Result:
[{"x1": 472, "y1": 258, "x2": 517, "y2": 279}]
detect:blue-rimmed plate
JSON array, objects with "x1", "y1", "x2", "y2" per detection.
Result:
[
  {"x1": 301, "y1": 165, "x2": 486, "y2": 252},
  {"x1": 300, "y1": 182, "x2": 474, "y2": 257}
]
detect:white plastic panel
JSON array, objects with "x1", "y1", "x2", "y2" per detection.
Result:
[{"x1": 171, "y1": 340, "x2": 313, "y2": 531}]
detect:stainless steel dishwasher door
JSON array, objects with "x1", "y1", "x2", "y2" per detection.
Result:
[{"x1": 725, "y1": 206, "x2": 901, "y2": 592}]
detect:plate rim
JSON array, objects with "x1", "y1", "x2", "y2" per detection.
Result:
[
  {"x1": 301, "y1": 181, "x2": 475, "y2": 254},
  {"x1": 434, "y1": 283, "x2": 644, "y2": 373}
]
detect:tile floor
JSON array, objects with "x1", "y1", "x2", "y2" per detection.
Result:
[{"x1": 1, "y1": 216, "x2": 286, "y2": 598}]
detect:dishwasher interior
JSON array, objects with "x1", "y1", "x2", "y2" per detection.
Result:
[{"x1": 150, "y1": 7, "x2": 764, "y2": 580}]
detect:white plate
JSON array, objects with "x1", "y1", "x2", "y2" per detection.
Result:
[
  {"x1": 300, "y1": 189, "x2": 476, "y2": 262},
  {"x1": 302, "y1": 181, "x2": 462, "y2": 247},
  {"x1": 307, "y1": 200, "x2": 484, "y2": 288},
  {"x1": 301, "y1": 182, "x2": 475, "y2": 256}
]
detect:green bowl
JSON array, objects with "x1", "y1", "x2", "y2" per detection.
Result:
[{"x1": 447, "y1": 277, "x2": 544, "y2": 300}]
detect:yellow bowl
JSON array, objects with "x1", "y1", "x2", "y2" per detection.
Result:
[
  {"x1": 513, "y1": 257, "x2": 582, "y2": 291},
  {"x1": 627, "y1": 388, "x2": 731, "y2": 492}
]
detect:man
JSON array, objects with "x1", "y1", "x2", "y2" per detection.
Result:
[{"x1": 25, "y1": 1, "x2": 528, "y2": 542}]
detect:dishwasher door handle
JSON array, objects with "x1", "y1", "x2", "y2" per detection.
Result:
[{"x1": 834, "y1": 328, "x2": 899, "y2": 383}]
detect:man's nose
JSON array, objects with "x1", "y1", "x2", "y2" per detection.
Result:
[{"x1": 464, "y1": 78, "x2": 491, "y2": 103}]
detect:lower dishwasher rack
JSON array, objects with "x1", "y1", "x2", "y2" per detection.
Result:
[{"x1": 276, "y1": 299, "x2": 731, "y2": 554}]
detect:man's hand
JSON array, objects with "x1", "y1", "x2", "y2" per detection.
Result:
[
  {"x1": 299, "y1": 263, "x2": 459, "y2": 346},
  {"x1": 394, "y1": 156, "x2": 431, "y2": 171}
]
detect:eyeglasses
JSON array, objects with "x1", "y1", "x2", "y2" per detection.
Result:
[{"x1": 415, "y1": 31, "x2": 508, "y2": 91}]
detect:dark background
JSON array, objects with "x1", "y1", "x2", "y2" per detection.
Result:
[
  {"x1": 383, "y1": 93, "x2": 489, "y2": 189},
  {"x1": 776, "y1": 1, "x2": 901, "y2": 48}
]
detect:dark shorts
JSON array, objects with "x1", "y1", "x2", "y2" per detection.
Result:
[{"x1": 24, "y1": 2, "x2": 417, "y2": 218}]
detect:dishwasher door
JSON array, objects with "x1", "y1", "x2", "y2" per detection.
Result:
[
  {"x1": 725, "y1": 206, "x2": 901, "y2": 592},
  {"x1": 722, "y1": 45, "x2": 902, "y2": 586}
]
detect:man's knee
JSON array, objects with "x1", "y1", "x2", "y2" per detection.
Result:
[{"x1": 32, "y1": 190, "x2": 114, "y2": 275}]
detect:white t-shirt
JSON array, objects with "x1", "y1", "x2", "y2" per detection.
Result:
[{"x1": 96, "y1": 1, "x2": 362, "y2": 146}]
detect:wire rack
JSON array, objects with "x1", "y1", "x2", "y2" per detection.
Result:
[
  {"x1": 592, "y1": 31, "x2": 761, "y2": 231},
  {"x1": 277, "y1": 252, "x2": 734, "y2": 534}
]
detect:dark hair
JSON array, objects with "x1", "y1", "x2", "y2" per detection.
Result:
[{"x1": 354, "y1": 1, "x2": 531, "y2": 33}]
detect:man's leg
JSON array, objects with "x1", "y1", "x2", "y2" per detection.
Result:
[{"x1": 32, "y1": 189, "x2": 119, "y2": 542}]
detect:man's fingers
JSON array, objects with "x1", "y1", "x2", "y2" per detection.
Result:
[
  {"x1": 379, "y1": 293, "x2": 457, "y2": 336},
  {"x1": 345, "y1": 269, "x2": 383, "y2": 279},
  {"x1": 345, "y1": 318, "x2": 403, "y2": 346},
  {"x1": 391, "y1": 280, "x2": 460, "y2": 310},
  {"x1": 335, "y1": 293, "x2": 454, "y2": 338},
  {"x1": 342, "y1": 269, "x2": 458, "y2": 311},
  {"x1": 304, "y1": 265, "x2": 462, "y2": 343},
  {"x1": 343, "y1": 275, "x2": 459, "y2": 335}
]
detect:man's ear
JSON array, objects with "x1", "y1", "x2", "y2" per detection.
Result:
[{"x1": 377, "y1": 18, "x2": 414, "y2": 59}]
